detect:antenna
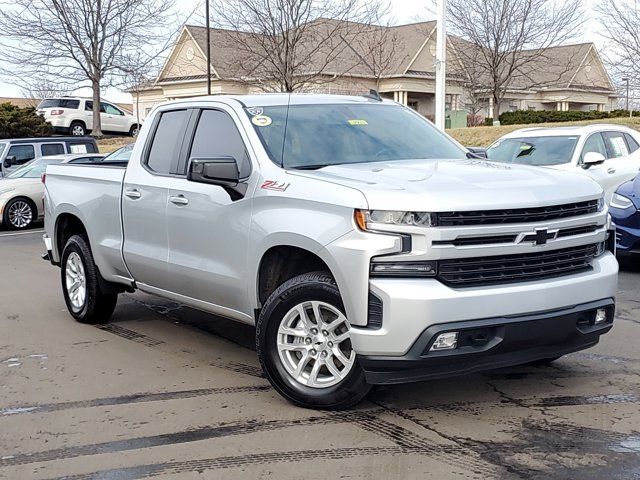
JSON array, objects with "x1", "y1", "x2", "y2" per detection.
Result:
[{"x1": 364, "y1": 89, "x2": 383, "y2": 102}]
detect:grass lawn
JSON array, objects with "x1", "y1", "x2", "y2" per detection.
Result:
[{"x1": 448, "y1": 117, "x2": 640, "y2": 147}]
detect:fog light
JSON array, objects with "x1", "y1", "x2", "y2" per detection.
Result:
[
  {"x1": 594, "y1": 309, "x2": 607, "y2": 325},
  {"x1": 430, "y1": 332, "x2": 458, "y2": 351}
]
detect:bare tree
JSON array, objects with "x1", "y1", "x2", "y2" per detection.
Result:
[
  {"x1": 20, "y1": 79, "x2": 71, "y2": 106},
  {"x1": 444, "y1": 0, "x2": 585, "y2": 119},
  {"x1": 596, "y1": 0, "x2": 640, "y2": 110},
  {"x1": 211, "y1": 0, "x2": 391, "y2": 92},
  {"x1": 0, "y1": 0, "x2": 181, "y2": 136}
]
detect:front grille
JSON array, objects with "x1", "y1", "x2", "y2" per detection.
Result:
[
  {"x1": 434, "y1": 200, "x2": 599, "y2": 227},
  {"x1": 438, "y1": 244, "x2": 599, "y2": 287},
  {"x1": 557, "y1": 225, "x2": 599, "y2": 238}
]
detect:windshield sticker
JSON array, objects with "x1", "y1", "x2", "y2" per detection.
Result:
[
  {"x1": 348, "y1": 119, "x2": 368, "y2": 126},
  {"x1": 261, "y1": 180, "x2": 290, "y2": 192},
  {"x1": 247, "y1": 107, "x2": 263, "y2": 116},
  {"x1": 252, "y1": 115, "x2": 272, "y2": 127},
  {"x1": 70, "y1": 144, "x2": 88, "y2": 153}
]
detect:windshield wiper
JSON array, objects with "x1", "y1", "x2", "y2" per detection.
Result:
[{"x1": 291, "y1": 164, "x2": 330, "y2": 170}]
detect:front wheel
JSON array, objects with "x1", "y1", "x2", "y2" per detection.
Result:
[
  {"x1": 61, "y1": 235, "x2": 117, "y2": 324},
  {"x1": 3, "y1": 198, "x2": 35, "y2": 230},
  {"x1": 256, "y1": 272, "x2": 371, "y2": 410}
]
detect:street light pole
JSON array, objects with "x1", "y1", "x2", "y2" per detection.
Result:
[
  {"x1": 435, "y1": 0, "x2": 447, "y2": 130},
  {"x1": 205, "y1": 0, "x2": 212, "y2": 96},
  {"x1": 623, "y1": 77, "x2": 630, "y2": 117}
]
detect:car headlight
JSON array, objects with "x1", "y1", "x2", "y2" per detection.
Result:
[
  {"x1": 598, "y1": 196, "x2": 606, "y2": 212},
  {"x1": 610, "y1": 193, "x2": 634, "y2": 210},
  {"x1": 355, "y1": 210, "x2": 433, "y2": 230}
]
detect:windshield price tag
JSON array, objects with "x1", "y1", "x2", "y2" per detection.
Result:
[
  {"x1": 252, "y1": 115, "x2": 272, "y2": 127},
  {"x1": 348, "y1": 119, "x2": 368, "y2": 126}
]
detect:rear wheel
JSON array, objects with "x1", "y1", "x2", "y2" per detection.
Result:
[
  {"x1": 256, "y1": 272, "x2": 371, "y2": 410},
  {"x1": 3, "y1": 198, "x2": 35, "y2": 230},
  {"x1": 70, "y1": 121, "x2": 86, "y2": 136},
  {"x1": 129, "y1": 124, "x2": 140, "y2": 137},
  {"x1": 61, "y1": 235, "x2": 117, "y2": 324}
]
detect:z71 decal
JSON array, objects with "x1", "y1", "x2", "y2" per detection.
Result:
[{"x1": 261, "y1": 180, "x2": 291, "y2": 192}]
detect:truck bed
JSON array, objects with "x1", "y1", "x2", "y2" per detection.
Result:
[{"x1": 45, "y1": 163, "x2": 130, "y2": 283}]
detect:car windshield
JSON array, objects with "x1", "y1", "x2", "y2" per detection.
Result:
[
  {"x1": 7, "y1": 158, "x2": 61, "y2": 178},
  {"x1": 245, "y1": 103, "x2": 466, "y2": 169},
  {"x1": 101, "y1": 144, "x2": 134, "y2": 163},
  {"x1": 486, "y1": 136, "x2": 579, "y2": 166}
]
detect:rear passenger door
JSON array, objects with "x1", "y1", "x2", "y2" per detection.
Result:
[
  {"x1": 121, "y1": 108, "x2": 192, "y2": 290},
  {"x1": 164, "y1": 107, "x2": 255, "y2": 320}
]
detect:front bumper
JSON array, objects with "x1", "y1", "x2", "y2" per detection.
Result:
[
  {"x1": 350, "y1": 252, "x2": 618, "y2": 356},
  {"x1": 615, "y1": 223, "x2": 640, "y2": 255},
  {"x1": 360, "y1": 299, "x2": 615, "y2": 385}
]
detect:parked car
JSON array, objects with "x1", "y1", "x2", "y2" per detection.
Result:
[
  {"x1": 484, "y1": 125, "x2": 640, "y2": 203},
  {"x1": 610, "y1": 173, "x2": 640, "y2": 257},
  {"x1": 0, "y1": 153, "x2": 103, "y2": 229},
  {"x1": 98, "y1": 143, "x2": 135, "y2": 164},
  {"x1": 37, "y1": 97, "x2": 140, "y2": 137},
  {"x1": 0, "y1": 137, "x2": 99, "y2": 178},
  {"x1": 44, "y1": 94, "x2": 617, "y2": 410}
]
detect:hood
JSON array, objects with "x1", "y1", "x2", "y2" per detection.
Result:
[
  {"x1": 615, "y1": 174, "x2": 640, "y2": 209},
  {"x1": 292, "y1": 159, "x2": 603, "y2": 211}
]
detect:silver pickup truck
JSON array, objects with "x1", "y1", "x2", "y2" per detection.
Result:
[{"x1": 44, "y1": 94, "x2": 618, "y2": 410}]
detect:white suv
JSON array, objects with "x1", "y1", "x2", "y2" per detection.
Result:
[{"x1": 37, "y1": 97, "x2": 140, "y2": 137}]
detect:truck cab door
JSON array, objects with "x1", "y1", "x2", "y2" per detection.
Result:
[
  {"x1": 121, "y1": 108, "x2": 192, "y2": 290},
  {"x1": 164, "y1": 108, "x2": 255, "y2": 321}
]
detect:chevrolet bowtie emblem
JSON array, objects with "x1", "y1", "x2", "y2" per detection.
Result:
[{"x1": 519, "y1": 228, "x2": 558, "y2": 245}]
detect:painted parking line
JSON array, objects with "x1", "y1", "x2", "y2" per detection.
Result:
[{"x1": 0, "y1": 229, "x2": 45, "y2": 238}]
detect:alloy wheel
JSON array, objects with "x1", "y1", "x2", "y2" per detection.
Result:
[
  {"x1": 277, "y1": 301, "x2": 355, "y2": 388},
  {"x1": 65, "y1": 252, "x2": 87, "y2": 311},
  {"x1": 8, "y1": 200, "x2": 33, "y2": 228}
]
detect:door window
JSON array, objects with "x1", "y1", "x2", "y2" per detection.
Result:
[
  {"x1": 104, "y1": 103, "x2": 123, "y2": 115},
  {"x1": 188, "y1": 110, "x2": 251, "y2": 178},
  {"x1": 603, "y1": 132, "x2": 630, "y2": 158},
  {"x1": 41, "y1": 143, "x2": 65, "y2": 156},
  {"x1": 581, "y1": 133, "x2": 608, "y2": 161},
  {"x1": 7, "y1": 145, "x2": 35, "y2": 163},
  {"x1": 624, "y1": 133, "x2": 640, "y2": 154},
  {"x1": 145, "y1": 109, "x2": 190, "y2": 175},
  {"x1": 85, "y1": 101, "x2": 106, "y2": 113}
]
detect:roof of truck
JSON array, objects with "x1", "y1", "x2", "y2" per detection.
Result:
[
  {"x1": 166, "y1": 93, "x2": 395, "y2": 108},
  {"x1": 0, "y1": 137, "x2": 98, "y2": 144}
]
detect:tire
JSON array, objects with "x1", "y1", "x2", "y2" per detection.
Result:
[
  {"x1": 527, "y1": 356, "x2": 562, "y2": 367},
  {"x1": 69, "y1": 121, "x2": 87, "y2": 136},
  {"x1": 3, "y1": 197, "x2": 35, "y2": 230},
  {"x1": 256, "y1": 272, "x2": 371, "y2": 410},
  {"x1": 60, "y1": 234, "x2": 117, "y2": 324},
  {"x1": 129, "y1": 124, "x2": 140, "y2": 137}
]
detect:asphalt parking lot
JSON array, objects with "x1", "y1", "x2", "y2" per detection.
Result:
[{"x1": 1, "y1": 228, "x2": 639, "y2": 480}]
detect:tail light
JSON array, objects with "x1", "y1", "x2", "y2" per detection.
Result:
[{"x1": 50, "y1": 109, "x2": 64, "y2": 115}]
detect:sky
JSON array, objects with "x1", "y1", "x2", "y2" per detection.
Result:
[{"x1": 0, "y1": 0, "x2": 604, "y2": 103}]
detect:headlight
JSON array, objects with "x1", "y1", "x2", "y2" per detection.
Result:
[
  {"x1": 598, "y1": 196, "x2": 606, "y2": 212},
  {"x1": 370, "y1": 261, "x2": 437, "y2": 278},
  {"x1": 610, "y1": 193, "x2": 634, "y2": 210},
  {"x1": 355, "y1": 210, "x2": 433, "y2": 230}
]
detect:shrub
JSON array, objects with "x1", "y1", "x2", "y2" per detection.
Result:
[
  {"x1": 498, "y1": 109, "x2": 640, "y2": 126},
  {"x1": 484, "y1": 117, "x2": 494, "y2": 126},
  {"x1": 0, "y1": 103, "x2": 53, "y2": 139},
  {"x1": 467, "y1": 114, "x2": 485, "y2": 127}
]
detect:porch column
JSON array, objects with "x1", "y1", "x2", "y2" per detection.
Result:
[{"x1": 557, "y1": 102, "x2": 562, "y2": 111}]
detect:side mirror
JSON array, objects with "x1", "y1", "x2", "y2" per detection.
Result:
[
  {"x1": 188, "y1": 157, "x2": 240, "y2": 187},
  {"x1": 582, "y1": 152, "x2": 606, "y2": 169},
  {"x1": 3, "y1": 155, "x2": 16, "y2": 168},
  {"x1": 467, "y1": 147, "x2": 487, "y2": 158}
]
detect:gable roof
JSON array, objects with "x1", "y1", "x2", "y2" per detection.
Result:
[{"x1": 157, "y1": 21, "x2": 613, "y2": 94}]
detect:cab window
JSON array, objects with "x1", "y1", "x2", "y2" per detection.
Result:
[
  {"x1": 603, "y1": 132, "x2": 630, "y2": 158},
  {"x1": 41, "y1": 143, "x2": 65, "y2": 156},
  {"x1": 7, "y1": 144, "x2": 35, "y2": 163},
  {"x1": 624, "y1": 133, "x2": 640, "y2": 153}
]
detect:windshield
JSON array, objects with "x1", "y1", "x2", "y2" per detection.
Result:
[
  {"x1": 7, "y1": 158, "x2": 61, "y2": 178},
  {"x1": 486, "y1": 136, "x2": 579, "y2": 166},
  {"x1": 101, "y1": 144, "x2": 134, "y2": 163},
  {"x1": 245, "y1": 103, "x2": 466, "y2": 169}
]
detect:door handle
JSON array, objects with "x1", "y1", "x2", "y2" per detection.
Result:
[
  {"x1": 169, "y1": 195, "x2": 189, "y2": 206},
  {"x1": 124, "y1": 189, "x2": 142, "y2": 199},
  {"x1": 607, "y1": 168, "x2": 616, "y2": 175}
]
